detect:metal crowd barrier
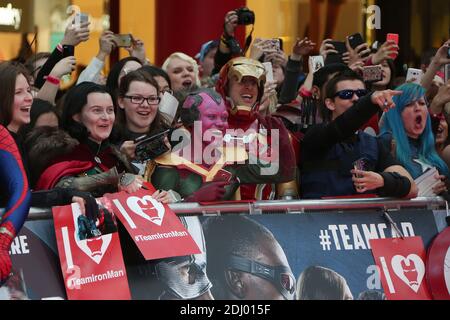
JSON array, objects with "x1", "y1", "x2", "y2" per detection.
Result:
[{"x1": 16, "y1": 196, "x2": 448, "y2": 221}]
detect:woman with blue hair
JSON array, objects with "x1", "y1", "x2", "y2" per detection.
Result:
[{"x1": 380, "y1": 83, "x2": 449, "y2": 195}]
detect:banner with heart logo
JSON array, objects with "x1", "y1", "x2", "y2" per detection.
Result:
[
  {"x1": 106, "y1": 189, "x2": 201, "y2": 260},
  {"x1": 52, "y1": 199, "x2": 131, "y2": 300},
  {"x1": 426, "y1": 226, "x2": 450, "y2": 300},
  {"x1": 370, "y1": 236, "x2": 432, "y2": 300}
]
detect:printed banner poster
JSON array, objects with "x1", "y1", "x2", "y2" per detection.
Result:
[
  {"x1": 6, "y1": 208, "x2": 442, "y2": 300},
  {"x1": 426, "y1": 226, "x2": 450, "y2": 300},
  {"x1": 370, "y1": 236, "x2": 432, "y2": 300},
  {"x1": 124, "y1": 209, "x2": 439, "y2": 300},
  {"x1": 52, "y1": 200, "x2": 131, "y2": 300},
  {"x1": 107, "y1": 189, "x2": 200, "y2": 260},
  {"x1": 7, "y1": 221, "x2": 66, "y2": 300}
]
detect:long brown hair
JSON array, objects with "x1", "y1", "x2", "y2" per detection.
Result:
[
  {"x1": 0, "y1": 62, "x2": 31, "y2": 127},
  {"x1": 116, "y1": 69, "x2": 171, "y2": 137}
]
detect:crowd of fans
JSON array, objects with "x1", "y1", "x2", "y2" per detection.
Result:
[{"x1": 1, "y1": 7, "x2": 450, "y2": 286}]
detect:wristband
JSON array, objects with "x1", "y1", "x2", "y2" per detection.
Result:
[
  {"x1": 44, "y1": 75, "x2": 61, "y2": 86},
  {"x1": 120, "y1": 173, "x2": 135, "y2": 187},
  {"x1": 378, "y1": 172, "x2": 411, "y2": 198},
  {"x1": 299, "y1": 87, "x2": 313, "y2": 98},
  {"x1": 57, "y1": 43, "x2": 63, "y2": 53}
]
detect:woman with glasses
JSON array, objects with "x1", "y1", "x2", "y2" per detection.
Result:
[
  {"x1": 379, "y1": 83, "x2": 449, "y2": 196},
  {"x1": 111, "y1": 70, "x2": 173, "y2": 203},
  {"x1": 300, "y1": 69, "x2": 417, "y2": 199},
  {"x1": 34, "y1": 82, "x2": 147, "y2": 198}
]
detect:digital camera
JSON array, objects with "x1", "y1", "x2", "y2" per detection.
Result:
[
  {"x1": 134, "y1": 130, "x2": 170, "y2": 162},
  {"x1": 236, "y1": 7, "x2": 255, "y2": 25}
]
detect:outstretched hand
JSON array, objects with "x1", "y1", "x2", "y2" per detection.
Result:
[{"x1": 371, "y1": 90, "x2": 403, "y2": 111}]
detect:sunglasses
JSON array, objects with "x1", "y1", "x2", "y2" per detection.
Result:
[
  {"x1": 227, "y1": 255, "x2": 296, "y2": 300},
  {"x1": 334, "y1": 89, "x2": 368, "y2": 100}
]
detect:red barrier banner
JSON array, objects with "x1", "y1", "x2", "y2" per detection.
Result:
[
  {"x1": 370, "y1": 236, "x2": 432, "y2": 300},
  {"x1": 426, "y1": 226, "x2": 450, "y2": 300},
  {"x1": 52, "y1": 200, "x2": 131, "y2": 300},
  {"x1": 106, "y1": 189, "x2": 200, "y2": 260}
]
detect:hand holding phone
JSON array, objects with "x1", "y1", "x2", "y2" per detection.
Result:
[
  {"x1": 406, "y1": 68, "x2": 424, "y2": 84},
  {"x1": 262, "y1": 62, "x2": 274, "y2": 82},
  {"x1": 114, "y1": 34, "x2": 133, "y2": 47},
  {"x1": 62, "y1": 45, "x2": 75, "y2": 57},
  {"x1": 309, "y1": 56, "x2": 325, "y2": 73},
  {"x1": 348, "y1": 33, "x2": 365, "y2": 50},
  {"x1": 362, "y1": 65, "x2": 383, "y2": 83},
  {"x1": 386, "y1": 33, "x2": 399, "y2": 59}
]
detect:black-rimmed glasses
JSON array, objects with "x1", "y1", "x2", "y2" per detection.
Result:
[{"x1": 125, "y1": 95, "x2": 161, "y2": 105}]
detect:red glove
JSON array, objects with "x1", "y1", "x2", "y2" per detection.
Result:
[
  {"x1": 184, "y1": 181, "x2": 229, "y2": 202},
  {"x1": 0, "y1": 221, "x2": 16, "y2": 284}
]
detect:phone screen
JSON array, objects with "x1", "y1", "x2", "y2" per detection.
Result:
[{"x1": 115, "y1": 34, "x2": 132, "y2": 47}]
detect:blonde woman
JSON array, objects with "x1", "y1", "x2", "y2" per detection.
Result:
[{"x1": 162, "y1": 52, "x2": 201, "y2": 93}]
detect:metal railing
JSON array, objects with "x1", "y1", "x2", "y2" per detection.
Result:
[{"x1": 18, "y1": 196, "x2": 448, "y2": 221}]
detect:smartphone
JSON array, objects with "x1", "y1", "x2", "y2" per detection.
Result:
[
  {"x1": 362, "y1": 65, "x2": 383, "y2": 83},
  {"x1": 309, "y1": 55, "x2": 325, "y2": 73},
  {"x1": 406, "y1": 68, "x2": 424, "y2": 84},
  {"x1": 214, "y1": 169, "x2": 233, "y2": 182},
  {"x1": 447, "y1": 45, "x2": 450, "y2": 59},
  {"x1": 78, "y1": 13, "x2": 89, "y2": 24},
  {"x1": 262, "y1": 62, "x2": 274, "y2": 82},
  {"x1": 270, "y1": 39, "x2": 281, "y2": 50},
  {"x1": 329, "y1": 41, "x2": 347, "y2": 55},
  {"x1": 348, "y1": 33, "x2": 365, "y2": 49},
  {"x1": 114, "y1": 34, "x2": 133, "y2": 47},
  {"x1": 386, "y1": 33, "x2": 399, "y2": 59},
  {"x1": 62, "y1": 45, "x2": 74, "y2": 57},
  {"x1": 445, "y1": 64, "x2": 450, "y2": 83},
  {"x1": 72, "y1": 12, "x2": 89, "y2": 25}
]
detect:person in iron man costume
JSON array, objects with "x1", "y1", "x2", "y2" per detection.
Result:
[{"x1": 215, "y1": 57, "x2": 298, "y2": 200}]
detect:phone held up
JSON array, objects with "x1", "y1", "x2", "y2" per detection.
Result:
[
  {"x1": 386, "y1": 33, "x2": 399, "y2": 60},
  {"x1": 62, "y1": 45, "x2": 75, "y2": 58},
  {"x1": 114, "y1": 34, "x2": 133, "y2": 47},
  {"x1": 362, "y1": 65, "x2": 383, "y2": 83},
  {"x1": 134, "y1": 130, "x2": 170, "y2": 162}
]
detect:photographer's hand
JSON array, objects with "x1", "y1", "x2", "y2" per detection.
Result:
[
  {"x1": 292, "y1": 37, "x2": 316, "y2": 61},
  {"x1": 61, "y1": 20, "x2": 90, "y2": 47},
  {"x1": 224, "y1": 11, "x2": 238, "y2": 37},
  {"x1": 345, "y1": 37, "x2": 371, "y2": 66},
  {"x1": 126, "y1": 37, "x2": 148, "y2": 65},
  {"x1": 422, "y1": 40, "x2": 450, "y2": 91},
  {"x1": 249, "y1": 38, "x2": 277, "y2": 61},
  {"x1": 97, "y1": 31, "x2": 116, "y2": 61},
  {"x1": 49, "y1": 56, "x2": 77, "y2": 79},
  {"x1": 371, "y1": 40, "x2": 399, "y2": 65},
  {"x1": 120, "y1": 140, "x2": 137, "y2": 160},
  {"x1": 320, "y1": 39, "x2": 338, "y2": 60}
]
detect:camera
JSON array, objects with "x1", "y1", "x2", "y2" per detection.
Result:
[
  {"x1": 235, "y1": 7, "x2": 255, "y2": 25},
  {"x1": 134, "y1": 130, "x2": 170, "y2": 162}
]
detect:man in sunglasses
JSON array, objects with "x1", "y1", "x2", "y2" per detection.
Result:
[
  {"x1": 300, "y1": 69, "x2": 418, "y2": 199},
  {"x1": 203, "y1": 215, "x2": 296, "y2": 300}
]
